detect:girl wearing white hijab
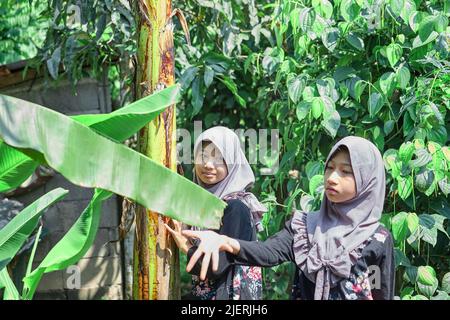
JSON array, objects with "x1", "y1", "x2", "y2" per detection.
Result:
[
  {"x1": 181, "y1": 136, "x2": 395, "y2": 300},
  {"x1": 165, "y1": 126, "x2": 267, "y2": 300}
]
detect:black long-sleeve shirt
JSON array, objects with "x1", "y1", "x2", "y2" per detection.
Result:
[
  {"x1": 189, "y1": 217, "x2": 395, "y2": 300},
  {"x1": 235, "y1": 220, "x2": 395, "y2": 300},
  {"x1": 187, "y1": 199, "x2": 256, "y2": 299}
]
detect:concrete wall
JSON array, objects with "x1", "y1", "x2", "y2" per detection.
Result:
[{"x1": 0, "y1": 72, "x2": 124, "y2": 299}]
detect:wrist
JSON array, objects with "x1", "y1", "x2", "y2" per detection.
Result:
[{"x1": 222, "y1": 235, "x2": 240, "y2": 255}]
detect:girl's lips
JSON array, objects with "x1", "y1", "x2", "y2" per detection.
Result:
[
  {"x1": 326, "y1": 187, "x2": 338, "y2": 195},
  {"x1": 202, "y1": 172, "x2": 216, "y2": 178}
]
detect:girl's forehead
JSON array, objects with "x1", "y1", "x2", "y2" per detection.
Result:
[{"x1": 329, "y1": 150, "x2": 351, "y2": 163}]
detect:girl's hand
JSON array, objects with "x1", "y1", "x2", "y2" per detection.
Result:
[
  {"x1": 182, "y1": 230, "x2": 241, "y2": 280},
  {"x1": 164, "y1": 219, "x2": 192, "y2": 254}
]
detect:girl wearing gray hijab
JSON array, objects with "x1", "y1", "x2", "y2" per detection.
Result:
[
  {"x1": 165, "y1": 126, "x2": 267, "y2": 300},
  {"x1": 182, "y1": 136, "x2": 395, "y2": 300}
]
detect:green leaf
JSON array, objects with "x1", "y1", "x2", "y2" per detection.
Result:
[
  {"x1": 0, "y1": 268, "x2": 19, "y2": 300},
  {"x1": 409, "y1": 11, "x2": 425, "y2": 33},
  {"x1": 0, "y1": 142, "x2": 39, "y2": 193},
  {"x1": 296, "y1": 101, "x2": 311, "y2": 121},
  {"x1": 22, "y1": 189, "x2": 112, "y2": 299},
  {"x1": 427, "y1": 126, "x2": 447, "y2": 146},
  {"x1": 25, "y1": 225, "x2": 42, "y2": 279},
  {"x1": 415, "y1": 167, "x2": 434, "y2": 193},
  {"x1": 368, "y1": 92, "x2": 384, "y2": 116},
  {"x1": 392, "y1": 211, "x2": 409, "y2": 242},
  {"x1": 313, "y1": 0, "x2": 333, "y2": 19},
  {"x1": 321, "y1": 110, "x2": 341, "y2": 138},
  {"x1": 0, "y1": 95, "x2": 227, "y2": 230},
  {"x1": 287, "y1": 74, "x2": 306, "y2": 103},
  {"x1": 46, "y1": 46, "x2": 61, "y2": 80},
  {"x1": 0, "y1": 85, "x2": 181, "y2": 193},
  {"x1": 309, "y1": 174, "x2": 324, "y2": 196},
  {"x1": 396, "y1": 65, "x2": 411, "y2": 89},
  {"x1": 346, "y1": 32, "x2": 364, "y2": 51},
  {"x1": 340, "y1": 0, "x2": 360, "y2": 22},
  {"x1": 442, "y1": 273, "x2": 450, "y2": 294},
  {"x1": 289, "y1": 8, "x2": 301, "y2": 33},
  {"x1": 431, "y1": 291, "x2": 450, "y2": 300},
  {"x1": 311, "y1": 97, "x2": 324, "y2": 119},
  {"x1": 410, "y1": 148, "x2": 432, "y2": 168},
  {"x1": 0, "y1": 188, "x2": 68, "y2": 273},
  {"x1": 394, "y1": 248, "x2": 411, "y2": 267},
  {"x1": 191, "y1": 77, "x2": 204, "y2": 115},
  {"x1": 397, "y1": 176, "x2": 413, "y2": 200},
  {"x1": 317, "y1": 78, "x2": 339, "y2": 102},
  {"x1": 384, "y1": 120, "x2": 395, "y2": 135},
  {"x1": 379, "y1": 72, "x2": 396, "y2": 96},
  {"x1": 322, "y1": 27, "x2": 340, "y2": 52},
  {"x1": 389, "y1": 0, "x2": 405, "y2": 16},
  {"x1": 204, "y1": 66, "x2": 214, "y2": 87},
  {"x1": 399, "y1": 142, "x2": 415, "y2": 163},
  {"x1": 419, "y1": 215, "x2": 438, "y2": 246},
  {"x1": 383, "y1": 149, "x2": 399, "y2": 172},
  {"x1": 306, "y1": 161, "x2": 323, "y2": 180},
  {"x1": 406, "y1": 212, "x2": 419, "y2": 234},
  {"x1": 72, "y1": 85, "x2": 181, "y2": 142},
  {"x1": 438, "y1": 177, "x2": 450, "y2": 196},
  {"x1": 218, "y1": 76, "x2": 246, "y2": 107},
  {"x1": 418, "y1": 266, "x2": 437, "y2": 286},
  {"x1": 400, "y1": 0, "x2": 416, "y2": 24},
  {"x1": 180, "y1": 66, "x2": 199, "y2": 89},
  {"x1": 434, "y1": 14, "x2": 449, "y2": 33},
  {"x1": 299, "y1": 7, "x2": 316, "y2": 33},
  {"x1": 386, "y1": 43, "x2": 403, "y2": 67},
  {"x1": 412, "y1": 31, "x2": 439, "y2": 49},
  {"x1": 346, "y1": 77, "x2": 366, "y2": 102}
]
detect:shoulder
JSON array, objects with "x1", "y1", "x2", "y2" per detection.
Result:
[
  {"x1": 362, "y1": 225, "x2": 393, "y2": 262},
  {"x1": 223, "y1": 199, "x2": 251, "y2": 220},
  {"x1": 371, "y1": 225, "x2": 393, "y2": 246}
]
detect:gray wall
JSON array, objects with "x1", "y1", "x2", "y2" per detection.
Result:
[{"x1": 1, "y1": 73, "x2": 124, "y2": 299}]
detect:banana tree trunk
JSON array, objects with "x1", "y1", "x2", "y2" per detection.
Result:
[{"x1": 132, "y1": 0, "x2": 179, "y2": 300}]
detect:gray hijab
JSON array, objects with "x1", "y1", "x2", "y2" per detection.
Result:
[
  {"x1": 193, "y1": 126, "x2": 267, "y2": 231},
  {"x1": 291, "y1": 136, "x2": 386, "y2": 299}
]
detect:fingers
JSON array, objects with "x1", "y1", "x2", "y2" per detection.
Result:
[
  {"x1": 223, "y1": 243, "x2": 234, "y2": 253},
  {"x1": 186, "y1": 248, "x2": 203, "y2": 272},
  {"x1": 164, "y1": 223, "x2": 175, "y2": 234},
  {"x1": 172, "y1": 219, "x2": 182, "y2": 230},
  {"x1": 200, "y1": 251, "x2": 212, "y2": 281},
  {"x1": 212, "y1": 250, "x2": 219, "y2": 272},
  {"x1": 182, "y1": 230, "x2": 200, "y2": 239}
]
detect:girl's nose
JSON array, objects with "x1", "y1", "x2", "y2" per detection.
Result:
[
  {"x1": 327, "y1": 171, "x2": 339, "y2": 184},
  {"x1": 204, "y1": 160, "x2": 215, "y2": 169}
]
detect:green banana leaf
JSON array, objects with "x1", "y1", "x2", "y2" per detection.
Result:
[
  {"x1": 25, "y1": 224, "x2": 43, "y2": 279},
  {"x1": 0, "y1": 268, "x2": 19, "y2": 300},
  {"x1": 72, "y1": 84, "x2": 181, "y2": 142},
  {"x1": 0, "y1": 188, "x2": 69, "y2": 273},
  {"x1": 0, "y1": 95, "x2": 226, "y2": 229},
  {"x1": 0, "y1": 141, "x2": 39, "y2": 193},
  {"x1": 0, "y1": 85, "x2": 180, "y2": 193},
  {"x1": 22, "y1": 189, "x2": 113, "y2": 300}
]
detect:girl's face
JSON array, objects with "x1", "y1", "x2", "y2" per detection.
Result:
[
  {"x1": 324, "y1": 149, "x2": 357, "y2": 203},
  {"x1": 195, "y1": 141, "x2": 228, "y2": 185}
]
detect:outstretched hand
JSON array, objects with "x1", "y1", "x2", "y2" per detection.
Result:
[
  {"x1": 182, "y1": 230, "x2": 240, "y2": 280},
  {"x1": 164, "y1": 219, "x2": 191, "y2": 254}
]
